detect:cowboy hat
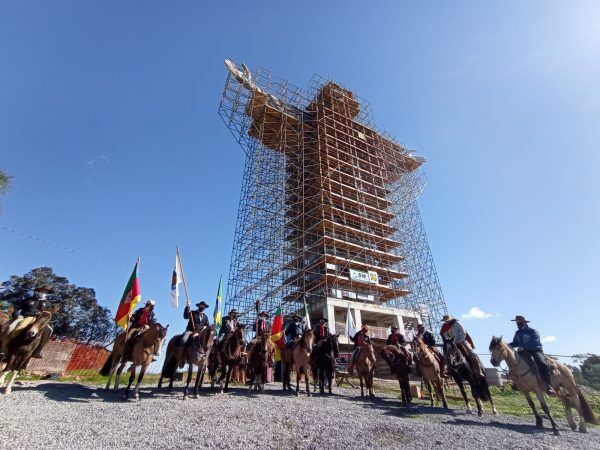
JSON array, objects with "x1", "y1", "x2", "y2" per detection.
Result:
[
  {"x1": 145, "y1": 300, "x2": 156, "y2": 306},
  {"x1": 196, "y1": 301, "x2": 209, "y2": 308},
  {"x1": 511, "y1": 315, "x2": 529, "y2": 323},
  {"x1": 229, "y1": 309, "x2": 238, "y2": 315},
  {"x1": 291, "y1": 313, "x2": 302, "y2": 320},
  {"x1": 35, "y1": 285, "x2": 54, "y2": 294},
  {"x1": 441, "y1": 315, "x2": 453, "y2": 322},
  {"x1": 317, "y1": 317, "x2": 328, "y2": 322},
  {"x1": 258, "y1": 311, "x2": 270, "y2": 318},
  {"x1": 390, "y1": 325, "x2": 399, "y2": 330}
]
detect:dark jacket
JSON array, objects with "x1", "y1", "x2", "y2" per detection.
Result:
[
  {"x1": 351, "y1": 331, "x2": 371, "y2": 349},
  {"x1": 284, "y1": 321, "x2": 305, "y2": 341},
  {"x1": 314, "y1": 323, "x2": 330, "y2": 342},
  {"x1": 130, "y1": 308, "x2": 156, "y2": 328},
  {"x1": 253, "y1": 317, "x2": 271, "y2": 337},
  {"x1": 510, "y1": 326, "x2": 543, "y2": 351},
  {"x1": 386, "y1": 332, "x2": 405, "y2": 346},
  {"x1": 184, "y1": 307, "x2": 209, "y2": 332},
  {"x1": 219, "y1": 315, "x2": 237, "y2": 337},
  {"x1": 418, "y1": 330, "x2": 436, "y2": 347},
  {"x1": 12, "y1": 296, "x2": 49, "y2": 319}
]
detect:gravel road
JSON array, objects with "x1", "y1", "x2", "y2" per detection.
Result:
[{"x1": 0, "y1": 381, "x2": 598, "y2": 449}]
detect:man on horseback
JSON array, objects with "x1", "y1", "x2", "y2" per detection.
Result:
[
  {"x1": 216, "y1": 308, "x2": 238, "y2": 349},
  {"x1": 386, "y1": 325, "x2": 406, "y2": 347},
  {"x1": 253, "y1": 311, "x2": 271, "y2": 337},
  {"x1": 509, "y1": 315, "x2": 556, "y2": 396},
  {"x1": 314, "y1": 318, "x2": 330, "y2": 344},
  {"x1": 440, "y1": 315, "x2": 484, "y2": 376},
  {"x1": 1, "y1": 285, "x2": 54, "y2": 359},
  {"x1": 416, "y1": 323, "x2": 446, "y2": 376},
  {"x1": 284, "y1": 314, "x2": 305, "y2": 348},
  {"x1": 348, "y1": 324, "x2": 371, "y2": 375},
  {"x1": 130, "y1": 300, "x2": 157, "y2": 337},
  {"x1": 182, "y1": 301, "x2": 209, "y2": 345}
]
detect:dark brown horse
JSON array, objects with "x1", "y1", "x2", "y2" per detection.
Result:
[
  {"x1": 311, "y1": 334, "x2": 339, "y2": 395},
  {"x1": 380, "y1": 344, "x2": 412, "y2": 404},
  {"x1": 0, "y1": 311, "x2": 52, "y2": 395},
  {"x1": 247, "y1": 333, "x2": 275, "y2": 393},
  {"x1": 209, "y1": 325, "x2": 245, "y2": 393},
  {"x1": 100, "y1": 323, "x2": 169, "y2": 400},
  {"x1": 158, "y1": 326, "x2": 214, "y2": 399}
]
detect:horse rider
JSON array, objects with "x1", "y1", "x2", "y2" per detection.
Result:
[
  {"x1": 253, "y1": 311, "x2": 271, "y2": 338},
  {"x1": 386, "y1": 325, "x2": 406, "y2": 347},
  {"x1": 416, "y1": 323, "x2": 446, "y2": 376},
  {"x1": 348, "y1": 324, "x2": 371, "y2": 375},
  {"x1": 440, "y1": 315, "x2": 484, "y2": 376},
  {"x1": 284, "y1": 314, "x2": 305, "y2": 349},
  {"x1": 217, "y1": 308, "x2": 238, "y2": 348},
  {"x1": 509, "y1": 315, "x2": 556, "y2": 395},
  {"x1": 1, "y1": 285, "x2": 54, "y2": 359},
  {"x1": 314, "y1": 317, "x2": 330, "y2": 344},
  {"x1": 181, "y1": 301, "x2": 209, "y2": 345},
  {"x1": 129, "y1": 300, "x2": 156, "y2": 339}
]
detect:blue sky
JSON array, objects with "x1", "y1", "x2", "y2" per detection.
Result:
[{"x1": 1, "y1": 2, "x2": 599, "y2": 361}]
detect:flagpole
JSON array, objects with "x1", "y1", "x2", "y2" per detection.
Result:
[
  {"x1": 177, "y1": 246, "x2": 195, "y2": 331},
  {"x1": 121, "y1": 256, "x2": 140, "y2": 360}
]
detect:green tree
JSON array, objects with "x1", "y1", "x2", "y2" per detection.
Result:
[
  {"x1": 0, "y1": 267, "x2": 118, "y2": 346},
  {"x1": 0, "y1": 166, "x2": 12, "y2": 212},
  {"x1": 573, "y1": 353, "x2": 600, "y2": 390}
]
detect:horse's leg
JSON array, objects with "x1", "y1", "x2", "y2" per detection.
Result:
[
  {"x1": 437, "y1": 379, "x2": 448, "y2": 409},
  {"x1": 105, "y1": 359, "x2": 117, "y2": 390},
  {"x1": 183, "y1": 363, "x2": 193, "y2": 400},
  {"x1": 328, "y1": 367, "x2": 333, "y2": 395},
  {"x1": 125, "y1": 365, "x2": 136, "y2": 399},
  {"x1": 486, "y1": 383, "x2": 498, "y2": 415},
  {"x1": 305, "y1": 364, "x2": 311, "y2": 397},
  {"x1": 359, "y1": 376, "x2": 364, "y2": 397},
  {"x1": 193, "y1": 366, "x2": 203, "y2": 398},
  {"x1": 523, "y1": 391, "x2": 544, "y2": 429},
  {"x1": 3, "y1": 371, "x2": 18, "y2": 395},
  {"x1": 369, "y1": 371, "x2": 375, "y2": 398},
  {"x1": 455, "y1": 378, "x2": 471, "y2": 413},
  {"x1": 295, "y1": 365, "x2": 301, "y2": 397},
  {"x1": 114, "y1": 361, "x2": 128, "y2": 390},
  {"x1": 424, "y1": 379, "x2": 433, "y2": 406},
  {"x1": 474, "y1": 397, "x2": 484, "y2": 417},
  {"x1": 133, "y1": 362, "x2": 150, "y2": 400},
  {"x1": 223, "y1": 365, "x2": 233, "y2": 393},
  {"x1": 537, "y1": 391, "x2": 560, "y2": 435},
  {"x1": 563, "y1": 384, "x2": 584, "y2": 432},
  {"x1": 563, "y1": 400, "x2": 577, "y2": 432}
]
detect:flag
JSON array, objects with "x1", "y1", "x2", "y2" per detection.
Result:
[
  {"x1": 303, "y1": 298, "x2": 311, "y2": 330},
  {"x1": 270, "y1": 305, "x2": 284, "y2": 361},
  {"x1": 345, "y1": 305, "x2": 356, "y2": 338},
  {"x1": 114, "y1": 260, "x2": 142, "y2": 330},
  {"x1": 170, "y1": 250, "x2": 183, "y2": 308},
  {"x1": 213, "y1": 276, "x2": 223, "y2": 332}
]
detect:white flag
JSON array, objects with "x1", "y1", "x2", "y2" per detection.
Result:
[
  {"x1": 170, "y1": 251, "x2": 183, "y2": 308},
  {"x1": 345, "y1": 305, "x2": 356, "y2": 338}
]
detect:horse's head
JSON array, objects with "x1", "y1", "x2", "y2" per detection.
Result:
[
  {"x1": 202, "y1": 325, "x2": 215, "y2": 351},
  {"x1": 25, "y1": 311, "x2": 52, "y2": 342},
  {"x1": 331, "y1": 334, "x2": 340, "y2": 358},
  {"x1": 152, "y1": 323, "x2": 169, "y2": 356},
  {"x1": 489, "y1": 335, "x2": 505, "y2": 367}
]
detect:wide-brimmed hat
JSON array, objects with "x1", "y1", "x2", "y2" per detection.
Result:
[
  {"x1": 390, "y1": 325, "x2": 399, "y2": 330},
  {"x1": 196, "y1": 301, "x2": 209, "y2": 308},
  {"x1": 146, "y1": 300, "x2": 156, "y2": 306},
  {"x1": 317, "y1": 317, "x2": 328, "y2": 322},
  {"x1": 511, "y1": 315, "x2": 529, "y2": 323},
  {"x1": 35, "y1": 285, "x2": 54, "y2": 294},
  {"x1": 291, "y1": 313, "x2": 301, "y2": 320},
  {"x1": 229, "y1": 309, "x2": 238, "y2": 315},
  {"x1": 441, "y1": 315, "x2": 453, "y2": 322},
  {"x1": 258, "y1": 311, "x2": 270, "y2": 318}
]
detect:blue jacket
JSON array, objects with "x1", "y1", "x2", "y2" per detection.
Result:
[{"x1": 510, "y1": 326, "x2": 543, "y2": 351}]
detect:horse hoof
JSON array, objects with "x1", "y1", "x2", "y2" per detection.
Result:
[
  {"x1": 492, "y1": 409, "x2": 498, "y2": 415},
  {"x1": 295, "y1": 391, "x2": 299, "y2": 397},
  {"x1": 579, "y1": 428, "x2": 587, "y2": 434},
  {"x1": 182, "y1": 396, "x2": 187, "y2": 401},
  {"x1": 536, "y1": 423, "x2": 544, "y2": 429},
  {"x1": 192, "y1": 395, "x2": 199, "y2": 399},
  {"x1": 466, "y1": 408, "x2": 473, "y2": 415},
  {"x1": 553, "y1": 430, "x2": 560, "y2": 436},
  {"x1": 477, "y1": 411, "x2": 483, "y2": 417},
  {"x1": 569, "y1": 424, "x2": 577, "y2": 431}
]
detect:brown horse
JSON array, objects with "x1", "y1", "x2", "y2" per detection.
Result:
[
  {"x1": 0, "y1": 311, "x2": 52, "y2": 395},
  {"x1": 413, "y1": 336, "x2": 448, "y2": 408},
  {"x1": 282, "y1": 329, "x2": 313, "y2": 396},
  {"x1": 490, "y1": 336, "x2": 599, "y2": 434},
  {"x1": 380, "y1": 344, "x2": 412, "y2": 404},
  {"x1": 158, "y1": 326, "x2": 214, "y2": 399},
  {"x1": 355, "y1": 342, "x2": 377, "y2": 398},
  {"x1": 100, "y1": 323, "x2": 169, "y2": 400},
  {"x1": 210, "y1": 325, "x2": 245, "y2": 393},
  {"x1": 0, "y1": 309, "x2": 11, "y2": 354},
  {"x1": 247, "y1": 334, "x2": 276, "y2": 393}
]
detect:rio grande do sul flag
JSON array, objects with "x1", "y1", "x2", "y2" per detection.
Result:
[
  {"x1": 270, "y1": 305, "x2": 284, "y2": 361},
  {"x1": 170, "y1": 249, "x2": 184, "y2": 308},
  {"x1": 114, "y1": 260, "x2": 142, "y2": 330}
]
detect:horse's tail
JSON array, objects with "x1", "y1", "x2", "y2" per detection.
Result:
[
  {"x1": 161, "y1": 349, "x2": 179, "y2": 378},
  {"x1": 99, "y1": 352, "x2": 113, "y2": 376},
  {"x1": 475, "y1": 374, "x2": 492, "y2": 402},
  {"x1": 576, "y1": 386, "x2": 600, "y2": 425}
]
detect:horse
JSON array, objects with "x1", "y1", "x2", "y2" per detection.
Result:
[
  {"x1": 444, "y1": 339, "x2": 497, "y2": 416},
  {"x1": 413, "y1": 335, "x2": 448, "y2": 408},
  {"x1": 0, "y1": 311, "x2": 52, "y2": 395},
  {"x1": 281, "y1": 329, "x2": 313, "y2": 396},
  {"x1": 354, "y1": 342, "x2": 377, "y2": 398},
  {"x1": 380, "y1": 345, "x2": 412, "y2": 404},
  {"x1": 490, "y1": 336, "x2": 599, "y2": 434},
  {"x1": 311, "y1": 334, "x2": 339, "y2": 395},
  {"x1": 0, "y1": 309, "x2": 12, "y2": 354},
  {"x1": 247, "y1": 333, "x2": 276, "y2": 393},
  {"x1": 100, "y1": 323, "x2": 169, "y2": 400},
  {"x1": 210, "y1": 325, "x2": 245, "y2": 393},
  {"x1": 158, "y1": 325, "x2": 214, "y2": 399}
]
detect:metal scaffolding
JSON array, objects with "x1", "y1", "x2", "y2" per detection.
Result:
[{"x1": 218, "y1": 62, "x2": 447, "y2": 332}]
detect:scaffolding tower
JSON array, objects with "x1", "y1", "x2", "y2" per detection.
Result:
[{"x1": 218, "y1": 61, "x2": 447, "y2": 333}]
